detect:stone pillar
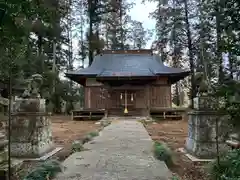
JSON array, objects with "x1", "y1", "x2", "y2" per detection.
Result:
[
  {"x1": 185, "y1": 110, "x2": 230, "y2": 159},
  {"x1": 10, "y1": 98, "x2": 54, "y2": 158}
]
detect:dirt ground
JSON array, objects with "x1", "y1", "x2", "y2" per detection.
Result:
[
  {"x1": 145, "y1": 120, "x2": 208, "y2": 180},
  {"x1": 15, "y1": 116, "x2": 101, "y2": 179},
  {"x1": 51, "y1": 116, "x2": 101, "y2": 161}
]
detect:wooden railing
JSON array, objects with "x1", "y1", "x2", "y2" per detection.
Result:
[
  {"x1": 150, "y1": 107, "x2": 188, "y2": 120},
  {"x1": 71, "y1": 109, "x2": 105, "y2": 120}
]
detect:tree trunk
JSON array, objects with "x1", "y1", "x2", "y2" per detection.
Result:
[
  {"x1": 68, "y1": 0, "x2": 74, "y2": 113},
  {"x1": 183, "y1": 0, "x2": 195, "y2": 108},
  {"x1": 52, "y1": 41, "x2": 56, "y2": 95},
  {"x1": 80, "y1": 0, "x2": 85, "y2": 68},
  {"x1": 215, "y1": 0, "x2": 223, "y2": 82},
  {"x1": 88, "y1": 1, "x2": 94, "y2": 66},
  {"x1": 172, "y1": 0, "x2": 180, "y2": 106},
  {"x1": 112, "y1": 13, "x2": 117, "y2": 49},
  {"x1": 119, "y1": 0, "x2": 124, "y2": 49},
  {"x1": 199, "y1": 0, "x2": 208, "y2": 82},
  {"x1": 227, "y1": 35, "x2": 233, "y2": 79},
  {"x1": 37, "y1": 35, "x2": 44, "y2": 73}
]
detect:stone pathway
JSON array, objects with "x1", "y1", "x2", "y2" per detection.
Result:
[{"x1": 55, "y1": 120, "x2": 172, "y2": 180}]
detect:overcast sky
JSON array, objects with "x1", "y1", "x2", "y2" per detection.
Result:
[{"x1": 129, "y1": 0, "x2": 156, "y2": 48}]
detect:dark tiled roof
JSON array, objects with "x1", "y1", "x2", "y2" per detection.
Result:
[{"x1": 66, "y1": 53, "x2": 190, "y2": 82}]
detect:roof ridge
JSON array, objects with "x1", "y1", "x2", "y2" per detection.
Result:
[{"x1": 101, "y1": 49, "x2": 153, "y2": 55}]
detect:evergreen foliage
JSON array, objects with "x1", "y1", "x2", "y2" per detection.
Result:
[
  {"x1": 23, "y1": 160, "x2": 62, "y2": 180},
  {"x1": 209, "y1": 149, "x2": 240, "y2": 180},
  {"x1": 153, "y1": 142, "x2": 173, "y2": 167}
]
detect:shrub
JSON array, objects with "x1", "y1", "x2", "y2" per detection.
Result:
[
  {"x1": 82, "y1": 134, "x2": 92, "y2": 144},
  {"x1": 23, "y1": 160, "x2": 62, "y2": 180},
  {"x1": 172, "y1": 176, "x2": 180, "y2": 180},
  {"x1": 71, "y1": 140, "x2": 84, "y2": 153},
  {"x1": 89, "y1": 131, "x2": 99, "y2": 137},
  {"x1": 153, "y1": 141, "x2": 173, "y2": 167},
  {"x1": 100, "y1": 120, "x2": 111, "y2": 127},
  {"x1": 208, "y1": 149, "x2": 240, "y2": 180}
]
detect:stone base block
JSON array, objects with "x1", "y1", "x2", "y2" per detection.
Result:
[
  {"x1": 185, "y1": 138, "x2": 230, "y2": 159},
  {"x1": 11, "y1": 98, "x2": 54, "y2": 159},
  {"x1": 185, "y1": 110, "x2": 231, "y2": 159},
  {"x1": 11, "y1": 140, "x2": 54, "y2": 158},
  {"x1": 178, "y1": 148, "x2": 214, "y2": 163}
]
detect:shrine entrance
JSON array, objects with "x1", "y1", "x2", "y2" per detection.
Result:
[
  {"x1": 101, "y1": 80, "x2": 153, "y2": 117},
  {"x1": 108, "y1": 90, "x2": 138, "y2": 116},
  {"x1": 107, "y1": 85, "x2": 145, "y2": 116},
  {"x1": 119, "y1": 90, "x2": 136, "y2": 115}
]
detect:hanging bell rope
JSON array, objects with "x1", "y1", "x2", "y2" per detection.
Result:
[{"x1": 124, "y1": 91, "x2": 128, "y2": 114}]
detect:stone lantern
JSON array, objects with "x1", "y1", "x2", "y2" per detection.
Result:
[{"x1": 185, "y1": 72, "x2": 230, "y2": 159}]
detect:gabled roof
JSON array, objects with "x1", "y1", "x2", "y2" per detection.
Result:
[{"x1": 66, "y1": 50, "x2": 190, "y2": 84}]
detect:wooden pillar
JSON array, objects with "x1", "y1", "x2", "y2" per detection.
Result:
[
  {"x1": 169, "y1": 84, "x2": 172, "y2": 107},
  {"x1": 105, "y1": 89, "x2": 109, "y2": 117},
  {"x1": 88, "y1": 87, "x2": 91, "y2": 108},
  {"x1": 147, "y1": 85, "x2": 150, "y2": 116}
]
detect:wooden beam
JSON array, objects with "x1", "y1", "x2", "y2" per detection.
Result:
[
  {"x1": 147, "y1": 85, "x2": 150, "y2": 109},
  {"x1": 88, "y1": 88, "x2": 91, "y2": 108}
]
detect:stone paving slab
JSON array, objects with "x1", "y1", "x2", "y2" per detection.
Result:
[{"x1": 55, "y1": 120, "x2": 172, "y2": 180}]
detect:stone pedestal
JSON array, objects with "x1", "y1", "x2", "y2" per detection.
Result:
[
  {"x1": 0, "y1": 132, "x2": 23, "y2": 180},
  {"x1": 10, "y1": 98, "x2": 53, "y2": 158},
  {"x1": 185, "y1": 110, "x2": 231, "y2": 159},
  {"x1": 193, "y1": 96, "x2": 217, "y2": 110}
]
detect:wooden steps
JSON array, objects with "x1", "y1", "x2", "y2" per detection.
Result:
[
  {"x1": 71, "y1": 107, "x2": 188, "y2": 121},
  {"x1": 107, "y1": 108, "x2": 145, "y2": 117},
  {"x1": 71, "y1": 109, "x2": 105, "y2": 121}
]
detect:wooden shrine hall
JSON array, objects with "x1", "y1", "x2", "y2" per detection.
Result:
[{"x1": 66, "y1": 49, "x2": 190, "y2": 120}]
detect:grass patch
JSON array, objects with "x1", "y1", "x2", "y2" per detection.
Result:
[
  {"x1": 153, "y1": 141, "x2": 173, "y2": 167},
  {"x1": 138, "y1": 119, "x2": 146, "y2": 124},
  {"x1": 88, "y1": 131, "x2": 99, "y2": 137},
  {"x1": 82, "y1": 134, "x2": 92, "y2": 144},
  {"x1": 100, "y1": 120, "x2": 111, "y2": 127},
  {"x1": 71, "y1": 140, "x2": 84, "y2": 153},
  {"x1": 71, "y1": 131, "x2": 99, "y2": 153},
  {"x1": 23, "y1": 160, "x2": 62, "y2": 180},
  {"x1": 81, "y1": 130, "x2": 101, "y2": 145},
  {"x1": 171, "y1": 176, "x2": 180, "y2": 180},
  {"x1": 138, "y1": 119, "x2": 153, "y2": 127}
]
